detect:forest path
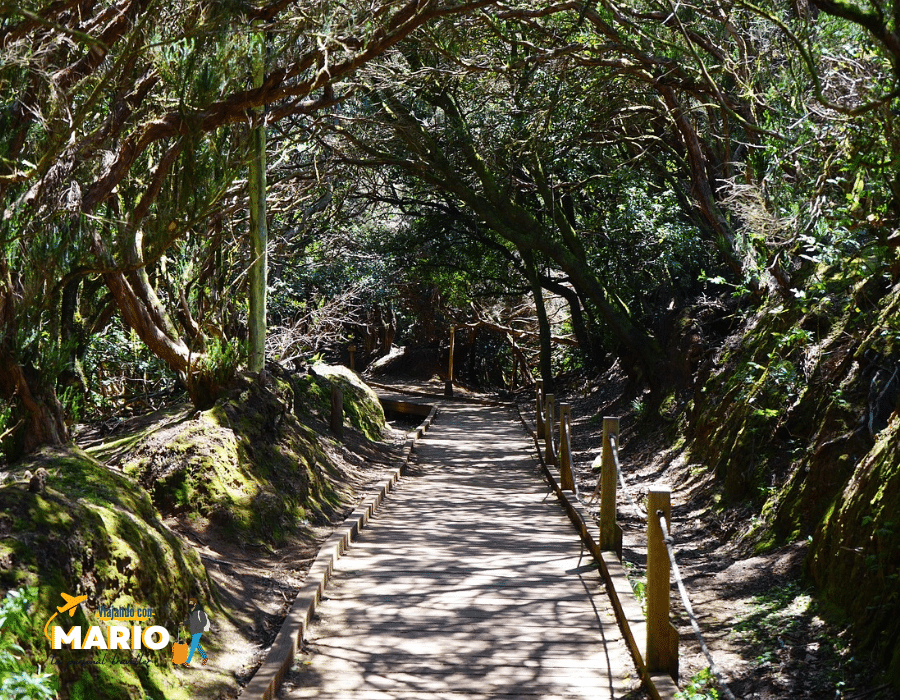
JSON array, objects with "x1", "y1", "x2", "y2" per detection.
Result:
[{"x1": 279, "y1": 399, "x2": 637, "y2": 699}]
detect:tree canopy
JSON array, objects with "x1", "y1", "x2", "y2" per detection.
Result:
[{"x1": 0, "y1": 0, "x2": 897, "y2": 446}]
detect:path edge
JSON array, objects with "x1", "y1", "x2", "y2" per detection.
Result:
[
  {"x1": 242, "y1": 403, "x2": 439, "y2": 700},
  {"x1": 514, "y1": 404, "x2": 681, "y2": 700}
]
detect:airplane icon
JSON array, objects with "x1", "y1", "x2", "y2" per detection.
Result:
[{"x1": 56, "y1": 593, "x2": 87, "y2": 617}]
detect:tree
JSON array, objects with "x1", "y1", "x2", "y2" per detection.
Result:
[
  {"x1": 248, "y1": 25, "x2": 269, "y2": 374},
  {"x1": 0, "y1": 0, "x2": 500, "y2": 453},
  {"x1": 326, "y1": 12, "x2": 699, "y2": 385}
]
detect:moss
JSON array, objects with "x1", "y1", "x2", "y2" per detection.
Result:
[
  {"x1": 106, "y1": 369, "x2": 379, "y2": 547},
  {"x1": 294, "y1": 364, "x2": 386, "y2": 441},
  {"x1": 682, "y1": 278, "x2": 900, "y2": 690},
  {"x1": 807, "y1": 416, "x2": 900, "y2": 686},
  {"x1": 0, "y1": 447, "x2": 208, "y2": 700},
  {"x1": 1, "y1": 366, "x2": 391, "y2": 697}
]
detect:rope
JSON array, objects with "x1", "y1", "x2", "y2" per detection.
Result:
[
  {"x1": 577, "y1": 422, "x2": 737, "y2": 699},
  {"x1": 657, "y1": 511, "x2": 738, "y2": 700},
  {"x1": 608, "y1": 435, "x2": 647, "y2": 519},
  {"x1": 530, "y1": 403, "x2": 736, "y2": 698}
]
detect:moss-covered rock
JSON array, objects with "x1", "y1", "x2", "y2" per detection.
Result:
[
  {"x1": 0, "y1": 365, "x2": 390, "y2": 699},
  {"x1": 110, "y1": 371, "x2": 346, "y2": 546},
  {"x1": 293, "y1": 364, "x2": 386, "y2": 441},
  {"x1": 0, "y1": 447, "x2": 209, "y2": 700},
  {"x1": 681, "y1": 276, "x2": 900, "y2": 688},
  {"x1": 808, "y1": 416, "x2": 900, "y2": 686}
]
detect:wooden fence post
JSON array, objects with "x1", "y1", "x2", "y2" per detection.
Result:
[
  {"x1": 330, "y1": 384, "x2": 343, "y2": 439},
  {"x1": 445, "y1": 327, "x2": 455, "y2": 397},
  {"x1": 646, "y1": 485, "x2": 679, "y2": 681},
  {"x1": 348, "y1": 344, "x2": 357, "y2": 372},
  {"x1": 544, "y1": 394, "x2": 556, "y2": 465},
  {"x1": 600, "y1": 417, "x2": 623, "y2": 556},
  {"x1": 559, "y1": 403, "x2": 574, "y2": 492},
  {"x1": 535, "y1": 379, "x2": 545, "y2": 437}
]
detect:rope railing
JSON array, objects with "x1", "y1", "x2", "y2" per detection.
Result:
[
  {"x1": 608, "y1": 434, "x2": 647, "y2": 519},
  {"x1": 657, "y1": 511, "x2": 738, "y2": 700},
  {"x1": 532, "y1": 393, "x2": 738, "y2": 698},
  {"x1": 535, "y1": 379, "x2": 546, "y2": 438},
  {"x1": 606, "y1": 420, "x2": 737, "y2": 699},
  {"x1": 544, "y1": 393, "x2": 557, "y2": 466}
]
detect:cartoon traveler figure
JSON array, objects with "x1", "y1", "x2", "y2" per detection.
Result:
[{"x1": 181, "y1": 597, "x2": 209, "y2": 667}]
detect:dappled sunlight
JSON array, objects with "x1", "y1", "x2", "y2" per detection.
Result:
[{"x1": 281, "y1": 402, "x2": 633, "y2": 699}]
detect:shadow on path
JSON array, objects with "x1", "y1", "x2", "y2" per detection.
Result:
[{"x1": 280, "y1": 402, "x2": 638, "y2": 699}]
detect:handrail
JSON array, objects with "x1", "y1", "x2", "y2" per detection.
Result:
[
  {"x1": 609, "y1": 434, "x2": 646, "y2": 518},
  {"x1": 558, "y1": 404, "x2": 578, "y2": 496},
  {"x1": 544, "y1": 393, "x2": 556, "y2": 466},
  {"x1": 535, "y1": 380, "x2": 546, "y2": 437},
  {"x1": 533, "y1": 395, "x2": 738, "y2": 698},
  {"x1": 605, "y1": 422, "x2": 737, "y2": 699},
  {"x1": 657, "y1": 510, "x2": 738, "y2": 700}
]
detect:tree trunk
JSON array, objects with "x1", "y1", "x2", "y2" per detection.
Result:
[
  {"x1": 657, "y1": 84, "x2": 748, "y2": 281},
  {"x1": 0, "y1": 264, "x2": 67, "y2": 456},
  {"x1": 0, "y1": 351, "x2": 67, "y2": 455},
  {"x1": 380, "y1": 90, "x2": 666, "y2": 383},
  {"x1": 525, "y1": 252, "x2": 554, "y2": 391},
  {"x1": 539, "y1": 272, "x2": 594, "y2": 360},
  {"x1": 248, "y1": 27, "x2": 268, "y2": 373}
]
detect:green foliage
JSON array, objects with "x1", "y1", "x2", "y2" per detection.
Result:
[
  {"x1": 675, "y1": 668, "x2": 719, "y2": 700},
  {"x1": 1, "y1": 669, "x2": 56, "y2": 700},
  {"x1": 78, "y1": 320, "x2": 177, "y2": 421},
  {"x1": 622, "y1": 561, "x2": 646, "y2": 609},
  {"x1": 733, "y1": 581, "x2": 814, "y2": 643},
  {"x1": 0, "y1": 588, "x2": 58, "y2": 700},
  {"x1": 187, "y1": 337, "x2": 241, "y2": 409},
  {"x1": 630, "y1": 397, "x2": 649, "y2": 421}
]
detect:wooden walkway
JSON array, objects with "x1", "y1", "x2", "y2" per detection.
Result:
[{"x1": 280, "y1": 401, "x2": 636, "y2": 699}]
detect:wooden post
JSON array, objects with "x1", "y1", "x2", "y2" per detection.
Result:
[
  {"x1": 535, "y1": 379, "x2": 545, "y2": 437},
  {"x1": 445, "y1": 327, "x2": 455, "y2": 397},
  {"x1": 544, "y1": 393, "x2": 556, "y2": 465},
  {"x1": 330, "y1": 385, "x2": 343, "y2": 439},
  {"x1": 646, "y1": 485, "x2": 679, "y2": 680},
  {"x1": 600, "y1": 417, "x2": 623, "y2": 556},
  {"x1": 559, "y1": 404, "x2": 574, "y2": 492},
  {"x1": 509, "y1": 355, "x2": 518, "y2": 392},
  {"x1": 348, "y1": 344, "x2": 357, "y2": 372}
]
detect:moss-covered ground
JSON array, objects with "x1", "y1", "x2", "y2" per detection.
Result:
[
  {"x1": 0, "y1": 365, "x2": 390, "y2": 699},
  {"x1": 0, "y1": 447, "x2": 209, "y2": 700}
]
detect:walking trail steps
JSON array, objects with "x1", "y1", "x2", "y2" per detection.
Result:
[{"x1": 279, "y1": 400, "x2": 638, "y2": 699}]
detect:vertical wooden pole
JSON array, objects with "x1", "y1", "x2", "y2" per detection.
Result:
[
  {"x1": 445, "y1": 327, "x2": 455, "y2": 397},
  {"x1": 509, "y1": 355, "x2": 518, "y2": 392},
  {"x1": 646, "y1": 485, "x2": 679, "y2": 680},
  {"x1": 559, "y1": 404, "x2": 574, "y2": 491},
  {"x1": 348, "y1": 344, "x2": 357, "y2": 372},
  {"x1": 247, "y1": 24, "x2": 268, "y2": 374},
  {"x1": 535, "y1": 379, "x2": 545, "y2": 437},
  {"x1": 600, "y1": 417, "x2": 622, "y2": 555},
  {"x1": 330, "y1": 385, "x2": 343, "y2": 439},
  {"x1": 544, "y1": 394, "x2": 556, "y2": 465}
]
